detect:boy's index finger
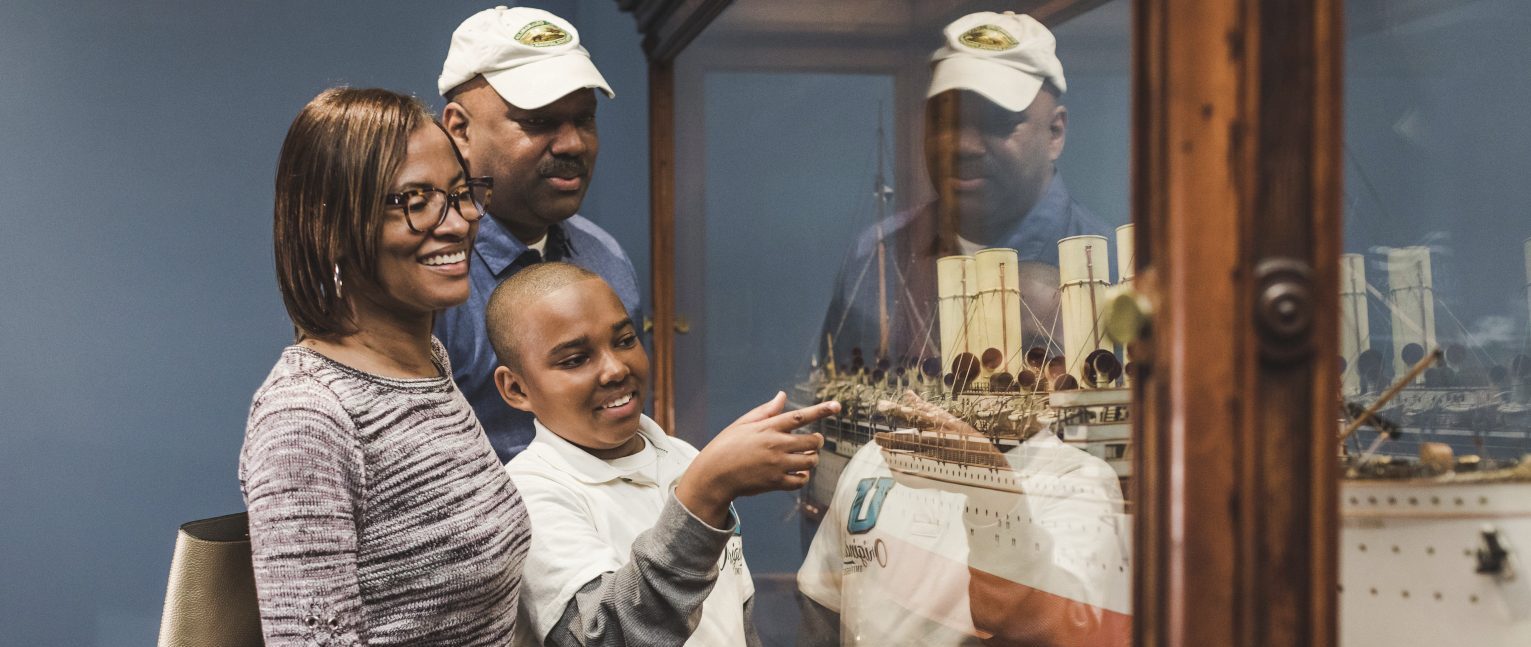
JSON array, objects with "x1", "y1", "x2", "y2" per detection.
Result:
[
  {"x1": 762, "y1": 401, "x2": 839, "y2": 433},
  {"x1": 729, "y1": 391, "x2": 787, "y2": 427}
]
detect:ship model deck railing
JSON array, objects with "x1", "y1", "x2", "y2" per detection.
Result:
[{"x1": 873, "y1": 430, "x2": 1011, "y2": 470}]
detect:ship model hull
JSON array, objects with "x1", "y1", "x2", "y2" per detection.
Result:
[
  {"x1": 1341, "y1": 479, "x2": 1531, "y2": 645},
  {"x1": 794, "y1": 382, "x2": 1135, "y2": 631},
  {"x1": 799, "y1": 391, "x2": 1531, "y2": 646}
]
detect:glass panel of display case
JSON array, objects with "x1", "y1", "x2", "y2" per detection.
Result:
[
  {"x1": 668, "y1": 1, "x2": 1132, "y2": 643},
  {"x1": 1338, "y1": 1, "x2": 1531, "y2": 644}
]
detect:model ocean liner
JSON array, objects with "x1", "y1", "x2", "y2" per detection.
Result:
[
  {"x1": 797, "y1": 219, "x2": 1137, "y2": 622},
  {"x1": 797, "y1": 206, "x2": 1531, "y2": 642}
]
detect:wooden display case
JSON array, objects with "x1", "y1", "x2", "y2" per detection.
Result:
[{"x1": 618, "y1": 1, "x2": 1342, "y2": 645}]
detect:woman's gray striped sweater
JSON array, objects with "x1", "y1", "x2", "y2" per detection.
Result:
[{"x1": 240, "y1": 342, "x2": 529, "y2": 646}]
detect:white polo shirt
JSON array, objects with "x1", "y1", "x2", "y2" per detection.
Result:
[
  {"x1": 799, "y1": 442, "x2": 984, "y2": 646},
  {"x1": 507, "y1": 414, "x2": 754, "y2": 645},
  {"x1": 798, "y1": 433, "x2": 1129, "y2": 645}
]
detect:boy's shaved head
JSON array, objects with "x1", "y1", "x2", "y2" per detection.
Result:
[
  {"x1": 489, "y1": 260, "x2": 648, "y2": 458},
  {"x1": 486, "y1": 261, "x2": 601, "y2": 370}
]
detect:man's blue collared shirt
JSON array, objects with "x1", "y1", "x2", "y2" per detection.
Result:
[{"x1": 437, "y1": 213, "x2": 640, "y2": 463}]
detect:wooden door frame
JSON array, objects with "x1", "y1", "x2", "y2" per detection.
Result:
[
  {"x1": 617, "y1": 0, "x2": 734, "y2": 430},
  {"x1": 620, "y1": 1, "x2": 1344, "y2": 644},
  {"x1": 1131, "y1": 0, "x2": 1341, "y2": 645}
]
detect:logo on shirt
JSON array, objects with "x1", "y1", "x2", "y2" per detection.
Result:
[
  {"x1": 515, "y1": 20, "x2": 572, "y2": 47},
  {"x1": 724, "y1": 538, "x2": 746, "y2": 575},
  {"x1": 959, "y1": 24, "x2": 1019, "y2": 51},
  {"x1": 842, "y1": 538, "x2": 889, "y2": 573},
  {"x1": 847, "y1": 477, "x2": 895, "y2": 534}
]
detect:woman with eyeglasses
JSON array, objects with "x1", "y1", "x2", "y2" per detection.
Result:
[{"x1": 240, "y1": 87, "x2": 527, "y2": 646}]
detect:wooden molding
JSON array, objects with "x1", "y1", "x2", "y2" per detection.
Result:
[
  {"x1": 1029, "y1": 0, "x2": 1116, "y2": 25},
  {"x1": 618, "y1": 0, "x2": 734, "y2": 62},
  {"x1": 1133, "y1": 0, "x2": 1341, "y2": 645},
  {"x1": 648, "y1": 59, "x2": 677, "y2": 433}
]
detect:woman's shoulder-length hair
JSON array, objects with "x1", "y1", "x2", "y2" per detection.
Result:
[{"x1": 272, "y1": 87, "x2": 435, "y2": 340}]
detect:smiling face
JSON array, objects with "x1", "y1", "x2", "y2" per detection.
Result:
[
  {"x1": 493, "y1": 277, "x2": 648, "y2": 458},
  {"x1": 351, "y1": 125, "x2": 478, "y2": 320},
  {"x1": 924, "y1": 88, "x2": 1065, "y2": 230},
  {"x1": 447, "y1": 83, "x2": 598, "y2": 244}
]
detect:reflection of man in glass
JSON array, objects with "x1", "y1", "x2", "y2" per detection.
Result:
[
  {"x1": 817, "y1": 11, "x2": 1111, "y2": 366},
  {"x1": 798, "y1": 12, "x2": 1128, "y2": 647}
]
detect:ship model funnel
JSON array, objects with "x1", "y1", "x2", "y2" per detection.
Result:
[
  {"x1": 1059, "y1": 235, "x2": 1113, "y2": 383},
  {"x1": 1115, "y1": 224, "x2": 1136, "y2": 286},
  {"x1": 1341, "y1": 253, "x2": 1370, "y2": 396},
  {"x1": 937, "y1": 255, "x2": 978, "y2": 390},
  {"x1": 1115, "y1": 224, "x2": 1136, "y2": 385},
  {"x1": 973, "y1": 248, "x2": 1024, "y2": 378},
  {"x1": 1386, "y1": 246, "x2": 1437, "y2": 383}
]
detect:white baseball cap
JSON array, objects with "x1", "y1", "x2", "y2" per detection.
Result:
[
  {"x1": 927, "y1": 11, "x2": 1066, "y2": 113},
  {"x1": 439, "y1": 5, "x2": 615, "y2": 109}
]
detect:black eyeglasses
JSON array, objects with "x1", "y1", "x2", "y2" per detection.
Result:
[{"x1": 384, "y1": 177, "x2": 493, "y2": 233}]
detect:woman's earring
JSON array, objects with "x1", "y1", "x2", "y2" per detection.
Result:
[{"x1": 333, "y1": 264, "x2": 344, "y2": 300}]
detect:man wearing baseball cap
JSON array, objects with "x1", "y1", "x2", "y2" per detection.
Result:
[
  {"x1": 436, "y1": 5, "x2": 641, "y2": 463},
  {"x1": 816, "y1": 10, "x2": 1113, "y2": 372},
  {"x1": 798, "y1": 12, "x2": 1127, "y2": 647}
]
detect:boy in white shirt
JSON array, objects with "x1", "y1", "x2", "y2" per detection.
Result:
[{"x1": 486, "y1": 261, "x2": 839, "y2": 646}]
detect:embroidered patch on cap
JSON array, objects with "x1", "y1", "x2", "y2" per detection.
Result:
[
  {"x1": 515, "y1": 20, "x2": 572, "y2": 47},
  {"x1": 959, "y1": 25, "x2": 1019, "y2": 51}
]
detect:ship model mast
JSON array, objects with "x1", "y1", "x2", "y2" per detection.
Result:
[
  {"x1": 874, "y1": 103, "x2": 891, "y2": 362},
  {"x1": 1525, "y1": 237, "x2": 1531, "y2": 351}
]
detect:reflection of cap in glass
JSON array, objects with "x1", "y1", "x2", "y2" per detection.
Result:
[
  {"x1": 928, "y1": 11, "x2": 1065, "y2": 113},
  {"x1": 439, "y1": 5, "x2": 615, "y2": 108}
]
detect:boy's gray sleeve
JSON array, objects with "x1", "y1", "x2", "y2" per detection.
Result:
[
  {"x1": 543, "y1": 492, "x2": 736, "y2": 647},
  {"x1": 742, "y1": 596, "x2": 763, "y2": 647},
  {"x1": 795, "y1": 592, "x2": 841, "y2": 647}
]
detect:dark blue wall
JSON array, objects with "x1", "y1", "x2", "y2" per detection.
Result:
[{"x1": 1343, "y1": 0, "x2": 1531, "y2": 342}]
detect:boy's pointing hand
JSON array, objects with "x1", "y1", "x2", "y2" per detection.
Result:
[{"x1": 676, "y1": 392, "x2": 839, "y2": 527}]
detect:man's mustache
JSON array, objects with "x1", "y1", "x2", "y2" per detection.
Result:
[{"x1": 538, "y1": 156, "x2": 588, "y2": 178}]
